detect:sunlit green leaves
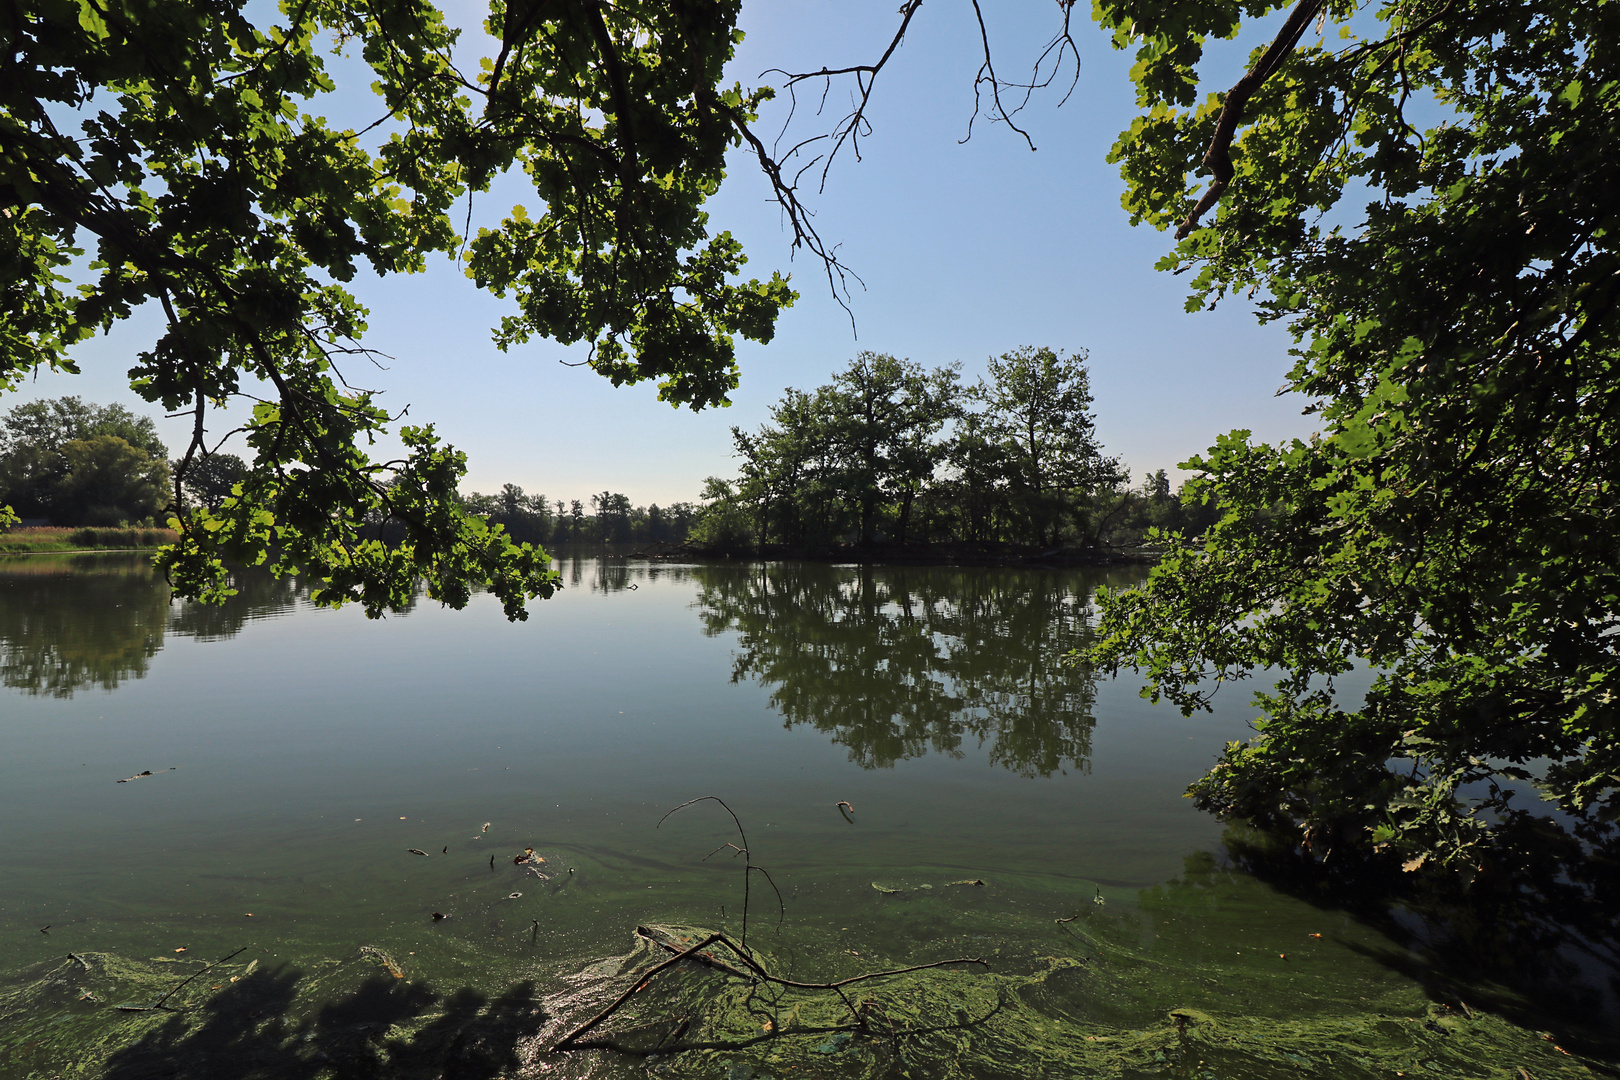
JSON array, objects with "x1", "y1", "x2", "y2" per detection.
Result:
[
  {"x1": 3, "y1": 0, "x2": 795, "y2": 618},
  {"x1": 1089, "y1": 0, "x2": 1620, "y2": 879}
]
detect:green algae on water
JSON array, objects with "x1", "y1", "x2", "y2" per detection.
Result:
[{"x1": 0, "y1": 910, "x2": 1609, "y2": 1080}]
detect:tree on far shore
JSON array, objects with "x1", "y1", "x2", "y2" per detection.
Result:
[{"x1": 0, "y1": 397, "x2": 169, "y2": 524}]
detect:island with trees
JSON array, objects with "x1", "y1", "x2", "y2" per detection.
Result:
[{"x1": 694, "y1": 347, "x2": 1217, "y2": 559}]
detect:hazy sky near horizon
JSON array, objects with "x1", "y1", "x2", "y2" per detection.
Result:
[{"x1": 12, "y1": 2, "x2": 1321, "y2": 508}]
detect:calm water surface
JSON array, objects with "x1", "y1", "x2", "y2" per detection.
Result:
[{"x1": 0, "y1": 554, "x2": 1607, "y2": 1078}]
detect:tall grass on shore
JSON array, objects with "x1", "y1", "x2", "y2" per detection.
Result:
[{"x1": 0, "y1": 526, "x2": 177, "y2": 552}]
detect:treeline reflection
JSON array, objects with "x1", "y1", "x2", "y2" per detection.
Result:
[
  {"x1": 563, "y1": 556, "x2": 695, "y2": 595},
  {"x1": 695, "y1": 563, "x2": 1115, "y2": 776},
  {"x1": 0, "y1": 554, "x2": 303, "y2": 697},
  {"x1": 0, "y1": 555, "x2": 674, "y2": 697}
]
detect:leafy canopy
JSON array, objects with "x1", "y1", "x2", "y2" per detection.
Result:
[
  {"x1": 1087, "y1": 0, "x2": 1620, "y2": 878},
  {"x1": 2, "y1": 0, "x2": 795, "y2": 617},
  {"x1": 716, "y1": 348, "x2": 1128, "y2": 552}
]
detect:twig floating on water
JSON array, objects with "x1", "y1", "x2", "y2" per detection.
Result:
[
  {"x1": 407, "y1": 848, "x2": 430, "y2": 857},
  {"x1": 701, "y1": 841, "x2": 747, "y2": 862},
  {"x1": 116, "y1": 946, "x2": 248, "y2": 1011},
  {"x1": 659, "y1": 796, "x2": 782, "y2": 947},
  {"x1": 116, "y1": 768, "x2": 176, "y2": 784}
]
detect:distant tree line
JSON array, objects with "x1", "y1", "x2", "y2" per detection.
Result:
[
  {"x1": 4, "y1": 380, "x2": 1215, "y2": 554},
  {"x1": 0, "y1": 397, "x2": 702, "y2": 549},
  {"x1": 457, "y1": 485, "x2": 700, "y2": 548},
  {"x1": 691, "y1": 347, "x2": 1218, "y2": 554},
  {"x1": 0, "y1": 396, "x2": 262, "y2": 528}
]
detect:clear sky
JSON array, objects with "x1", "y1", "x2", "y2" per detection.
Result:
[{"x1": 11, "y1": 2, "x2": 1319, "y2": 508}]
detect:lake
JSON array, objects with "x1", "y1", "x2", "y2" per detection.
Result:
[{"x1": 0, "y1": 554, "x2": 1609, "y2": 1079}]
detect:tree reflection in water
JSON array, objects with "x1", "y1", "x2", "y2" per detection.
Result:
[
  {"x1": 696, "y1": 563, "x2": 1109, "y2": 776},
  {"x1": 0, "y1": 555, "x2": 302, "y2": 696},
  {"x1": 0, "y1": 555, "x2": 168, "y2": 696},
  {"x1": 168, "y1": 567, "x2": 304, "y2": 641}
]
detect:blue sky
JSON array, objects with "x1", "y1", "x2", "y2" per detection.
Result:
[{"x1": 12, "y1": 2, "x2": 1320, "y2": 508}]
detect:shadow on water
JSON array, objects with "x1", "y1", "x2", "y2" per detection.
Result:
[
  {"x1": 103, "y1": 974, "x2": 546, "y2": 1080},
  {"x1": 1216, "y1": 822, "x2": 1620, "y2": 1059},
  {"x1": 5, "y1": 957, "x2": 548, "y2": 1080},
  {"x1": 694, "y1": 562, "x2": 1112, "y2": 777}
]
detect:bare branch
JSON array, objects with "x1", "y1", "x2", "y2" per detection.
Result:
[
  {"x1": 552, "y1": 932, "x2": 725, "y2": 1050},
  {"x1": 558, "y1": 927, "x2": 993, "y2": 1057},
  {"x1": 728, "y1": 108, "x2": 866, "y2": 327},
  {"x1": 768, "y1": 0, "x2": 924, "y2": 189},
  {"x1": 959, "y1": 0, "x2": 1080, "y2": 150}
]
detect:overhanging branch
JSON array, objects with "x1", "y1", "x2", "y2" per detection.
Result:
[{"x1": 1176, "y1": 0, "x2": 1325, "y2": 239}]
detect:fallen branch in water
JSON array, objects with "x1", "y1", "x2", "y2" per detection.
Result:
[
  {"x1": 552, "y1": 928, "x2": 988, "y2": 1056},
  {"x1": 552, "y1": 794, "x2": 992, "y2": 1060},
  {"x1": 554, "y1": 933, "x2": 725, "y2": 1050},
  {"x1": 642, "y1": 929, "x2": 987, "y2": 992},
  {"x1": 657, "y1": 796, "x2": 784, "y2": 949}
]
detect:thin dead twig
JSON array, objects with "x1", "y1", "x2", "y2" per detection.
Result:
[
  {"x1": 961, "y1": 0, "x2": 1080, "y2": 150},
  {"x1": 563, "y1": 965, "x2": 1004, "y2": 1055},
  {"x1": 669, "y1": 930, "x2": 988, "y2": 993},
  {"x1": 769, "y1": 0, "x2": 923, "y2": 188},
  {"x1": 658, "y1": 795, "x2": 784, "y2": 948},
  {"x1": 116, "y1": 946, "x2": 248, "y2": 1012}
]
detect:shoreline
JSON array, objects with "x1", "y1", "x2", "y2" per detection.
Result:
[
  {"x1": 621, "y1": 541, "x2": 1161, "y2": 568},
  {"x1": 0, "y1": 546, "x2": 167, "y2": 555}
]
